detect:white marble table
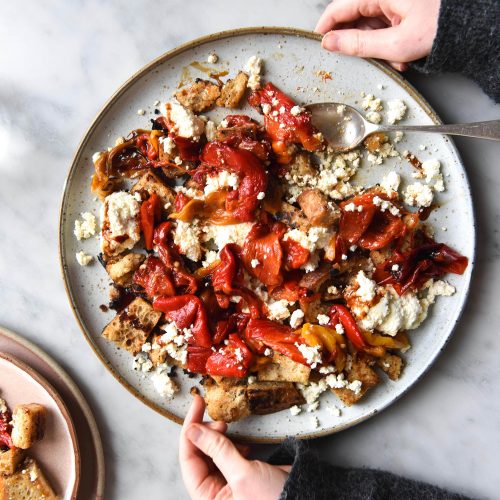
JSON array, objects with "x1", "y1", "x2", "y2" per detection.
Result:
[{"x1": 0, "y1": 1, "x2": 498, "y2": 498}]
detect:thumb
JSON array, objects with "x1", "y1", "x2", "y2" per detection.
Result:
[
  {"x1": 322, "y1": 27, "x2": 410, "y2": 61},
  {"x1": 186, "y1": 424, "x2": 250, "y2": 479}
]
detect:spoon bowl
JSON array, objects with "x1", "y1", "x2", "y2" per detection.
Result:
[{"x1": 305, "y1": 102, "x2": 500, "y2": 151}]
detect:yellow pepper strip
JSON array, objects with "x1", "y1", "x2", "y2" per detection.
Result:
[
  {"x1": 300, "y1": 324, "x2": 337, "y2": 353},
  {"x1": 363, "y1": 329, "x2": 410, "y2": 350}
]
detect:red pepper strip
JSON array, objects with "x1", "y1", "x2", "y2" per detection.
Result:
[
  {"x1": 244, "y1": 319, "x2": 308, "y2": 365},
  {"x1": 186, "y1": 346, "x2": 213, "y2": 374},
  {"x1": 173, "y1": 136, "x2": 201, "y2": 162},
  {"x1": 153, "y1": 295, "x2": 212, "y2": 348},
  {"x1": 133, "y1": 256, "x2": 176, "y2": 298},
  {"x1": 154, "y1": 222, "x2": 198, "y2": 294},
  {"x1": 200, "y1": 141, "x2": 267, "y2": 222},
  {"x1": 174, "y1": 192, "x2": 192, "y2": 213},
  {"x1": 206, "y1": 334, "x2": 254, "y2": 378},
  {"x1": 281, "y1": 238, "x2": 310, "y2": 270},
  {"x1": 140, "y1": 193, "x2": 162, "y2": 250},
  {"x1": 135, "y1": 134, "x2": 158, "y2": 161},
  {"x1": 329, "y1": 305, "x2": 367, "y2": 351},
  {"x1": 0, "y1": 411, "x2": 13, "y2": 449}
]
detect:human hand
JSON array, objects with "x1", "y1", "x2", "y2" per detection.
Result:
[
  {"x1": 179, "y1": 395, "x2": 290, "y2": 500},
  {"x1": 316, "y1": 0, "x2": 441, "y2": 71}
]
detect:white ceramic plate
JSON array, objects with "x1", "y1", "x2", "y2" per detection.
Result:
[{"x1": 59, "y1": 28, "x2": 475, "y2": 442}]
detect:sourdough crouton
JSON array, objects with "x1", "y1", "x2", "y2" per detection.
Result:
[
  {"x1": 377, "y1": 353, "x2": 404, "y2": 381},
  {"x1": 204, "y1": 378, "x2": 250, "y2": 422},
  {"x1": 276, "y1": 202, "x2": 311, "y2": 232},
  {"x1": 102, "y1": 297, "x2": 162, "y2": 355},
  {"x1": 11, "y1": 405, "x2": 45, "y2": 450},
  {"x1": 0, "y1": 448, "x2": 25, "y2": 476},
  {"x1": 0, "y1": 458, "x2": 56, "y2": 500},
  {"x1": 216, "y1": 72, "x2": 248, "y2": 108},
  {"x1": 298, "y1": 189, "x2": 340, "y2": 227},
  {"x1": 257, "y1": 353, "x2": 310, "y2": 384},
  {"x1": 332, "y1": 354, "x2": 379, "y2": 406},
  {"x1": 130, "y1": 170, "x2": 175, "y2": 211},
  {"x1": 246, "y1": 381, "x2": 305, "y2": 415},
  {"x1": 175, "y1": 80, "x2": 221, "y2": 112},
  {"x1": 288, "y1": 151, "x2": 316, "y2": 178},
  {"x1": 300, "y1": 298, "x2": 330, "y2": 324},
  {"x1": 105, "y1": 253, "x2": 145, "y2": 287}
]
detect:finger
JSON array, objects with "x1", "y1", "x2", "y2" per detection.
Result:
[
  {"x1": 206, "y1": 421, "x2": 228, "y2": 434},
  {"x1": 388, "y1": 61, "x2": 409, "y2": 71},
  {"x1": 315, "y1": 0, "x2": 385, "y2": 34},
  {"x1": 180, "y1": 395, "x2": 205, "y2": 460},
  {"x1": 234, "y1": 443, "x2": 251, "y2": 457},
  {"x1": 186, "y1": 423, "x2": 250, "y2": 480},
  {"x1": 322, "y1": 26, "x2": 411, "y2": 61}
]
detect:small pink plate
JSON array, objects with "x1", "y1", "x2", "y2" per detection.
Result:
[{"x1": 0, "y1": 353, "x2": 80, "y2": 498}]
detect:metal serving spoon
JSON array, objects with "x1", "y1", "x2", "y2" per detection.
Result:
[{"x1": 306, "y1": 103, "x2": 500, "y2": 151}]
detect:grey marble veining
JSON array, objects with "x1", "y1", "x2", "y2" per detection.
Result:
[{"x1": 0, "y1": 1, "x2": 499, "y2": 499}]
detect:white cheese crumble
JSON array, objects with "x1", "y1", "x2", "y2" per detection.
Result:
[
  {"x1": 373, "y1": 195, "x2": 400, "y2": 216},
  {"x1": 296, "y1": 343, "x2": 322, "y2": 368},
  {"x1": 207, "y1": 53, "x2": 218, "y2": 64},
  {"x1": 159, "y1": 136, "x2": 176, "y2": 155},
  {"x1": 297, "y1": 379, "x2": 329, "y2": 404},
  {"x1": 151, "y1": 364, "x2": 179, "y2": 398},
  {"x1": 160, "y1": 322, "x2": 188, "y2": 365},
  {"x1": 290, "y1": 405, "x2": 302, "y2": 416},
  {"x1": 101, "y1": 191, "x2": 140, "y2": 252},
  {"x1": 244, "y1": 55, "x2": 263, "y2": 90},
  {"x1": 250, "y1": 258, "x2": 260, "y2": 268},
  {"x1": 317, "y1": 314, "x2": 330, "y2": 326},
  {"x1": 380, "y1": 171, "x2": 400, "y2": 195},
  {"x1": 328, "y1": 406, "x2": 341, "y2": 417},
  {"x1": 421, "y1": 159, "x2": 445, "y2": 192},
  {"x1": 290, "y1": 105, "x2": 305, "y2": 116},
  {"x1": 163, "y1": 101, "x2": 205, "y2": 139},
  {"x1": 289, "y1": 309, "x2": 305, "y2": 329},
  {"x1": 355, "y1": 270, "x2": 378, "y2": 302},
  {"x1": 132, "y1": 352, "x2": 153, "y2": 373},
  {"x1": 256, "y1": 191, "x2": 265, "y2": 200},
  {"x1": 386, "y1": 99, "x2": 407, "y2": 124},
  {"x1": 173, "y1": 220, "x2": 202, "y2": 261},
  {"x1": 261, "y1": 103, "x2": 271, "y2": 115},
  {"x1": 267, "y1": 299, "x2": 293, "y2": 321},
  {"x1": 204, "y1": 120, "x2": 217, "y2": 141},
  {"x1": 202, "y1": 222, "x2": 254, "y2": 250},
  {"x1": 137, "y1": 109, "x2": 146, "y2": 116},
  {"x1": 76, "y1": 251, "x2": 93, "y2": 266},
  {"x1": 204, "y1": 171, "x2": 240, "y2": 196},
  {"x1": 366, "y1": 111, "x2": 382, "y2": 124},
  {"x1": 362, "y1": 94, "x2": 383, "y2": 112},
  {"x1": 404, "y1": 183, "x2": 434, "y2": 208},
  {"x1": 74, "y1": 212, "x2": 97, "y2": 240}
]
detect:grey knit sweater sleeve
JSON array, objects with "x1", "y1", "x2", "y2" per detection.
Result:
[
  {"x1": 269, "y1": 438, "x2": 474, "y2": 500},
  {"x1": 411, "y1": 0, "x2": 500, "y2": 102}
]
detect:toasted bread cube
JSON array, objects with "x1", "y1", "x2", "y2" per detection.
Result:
[
  {"x1": 332, "y1": 354, "x2": 380, "y2": 406},
  {"x1": 175, "y1": 80, "x2": 221, "y2": 112},
  {"x1": 130, "y1": 170, "x2": 175, "y2": 212},
  {"x1": 0, "y1": 448, "x2": 26, "y2": 475},
  {"x1": 0, "y1": 458, "x2": 56, "y2": 499},
  {"x1": 105, "y1": 253, "x2": 145, "y2": 287},
  {"x1": 257, "y1": 353, "x2": 310, "y2": 384},
  {"x1": 11, "y1": 405, "x2": 45, "y2": 450},
  {"x1": 288, "y1": 151, "x2": 316, "y2": 178},
  {"x1": 276, "y1": 202, "x2": 311, "y2": 232},
  {"x1": 204, "y1": 378, "x2": 250, "y2": 423},
  {"x1": 298, "y1": 189, "x2": 340, "y2": 227},
  {"x1": 216, "y1": 72, "x2": 248, "y2": 108},
  {"x1": 246, "y1": 381, "x2": 305, "y2": 415},
  {"x1": 377, "y1": 353, "x2": 404, "y2": 381},
  {"x1": 102, "y1": 298, "x2": 162, "y2": 355}
]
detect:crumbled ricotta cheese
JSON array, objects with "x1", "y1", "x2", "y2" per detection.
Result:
[
  {"x1": 74, "y1": 212, "x2": 97, "y2": 240},
  {"x1": 76, "y1": 251, "x2": 93, "y2": 266},
  {"x1": 163, "y1": 101, "x2": 205, "y2": 139},
  {"x1": 261, "y1": 103, "x2": 271, "y2": 115},
  {"x1": 386, "y1": 99, "x2": 407, "y2": 124},
  {"x1": 151, "y1": 364, "x2": 179, "y2": 398},
  {"x1": 137, "y1": 109, "x2": 146, "y2": 116},
  {"x1": 207, "y1": 53, "x2": 218, "y2": 64},
  {"x1": 393, "y1": 131, "x2": 404, "y2": 143},
  {"x1": 289, "y1": 309, "x2": 305, "y2": 329},
  {"x1": 380, "y1": 171, "x2": 400, "y2": 195},
  {"x1": 202, "y1": 250, "x2": 219, "y2": 267},
  {"x1": 317, "y1": 314, "x2": 330, "y2": 326},
  {"x1": 421, "y1": 159, "x2": 445, "y2": 192},
  {"x1": 159, "y1": 136, "x2": 176, "y2": 155},
  {"x1": 296, "y1": 343, "x2": 322, "y2": 368},
  {"x1": 204, "y1": 120, "x2": 217, "y2": 141},
  {"x1": 308, "y1": 401, "x2": 319, "y2": 412},
  {"x1": 355, "y1": 271, "x2": 377, "y2": 302},
  {"x1": 256, "y1": 191, "x2": 265, "y2": 200},
  {"x1": 290, "y1": 405, "x2": 302, "y2": 416},
  {"x1": 290, "y1": 105, "x2": 305, "y2": 116},
  {"x1": 173, "y1": 220, "x2": 202, "y2": 261},
  {"x1": 283, "y1": 227, "x2": 332, "y2": 253},
  {"x1": 133, "y1": 352, "x2": 153, "y2": 373},
  {"x1": 335, "y1": 324, "x2": 345, "y2": 335},
  {"x1": 362, "y1": 94, "x2": 383, "y2": 112},
  {"x1": 297, "y1": 379, "x2": 329, "y2": 404},
  {"x1": 101, "y1": 191, "x2": 140, "y2": 252},
  {"x1": 348, "y1": 380, "x2": 362, "y2": 395},
  {"x1": 244, "y1": 55, "x2": 263, "y2": 90},
  {"x1": 404, "y1": 182, "x2": 434, "y2": 208},
  {"x1": 267, "y1": 299, "x2": 293, "y2": 321},
  {"x1": 204, "y1": 171, "x2": 240, "y2": 196},
  {"x1": 373, "y1": 195, "x2": 400, "y2": 216},
  {"x1": 250, "y1": 258, "x2": 260, "y2": 268},
  {"x1": 366, "y1": 111, "x2": 382, "y2": 124},
  {"x1": 328, "y1": 406, "x2": 341, "y2": 417},
  {"x1": 202, "y1": 222, "x2": 254, "y2": 250},
  {"x1": 325, "y1": 373, "x2": 349, "y2": 389},
  {"x1": 160, "y1": 322, "x2": 188, "y2": 365}
]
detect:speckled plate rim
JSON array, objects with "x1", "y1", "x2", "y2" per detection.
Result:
[
  {"x1": 0, "y1": 326, "x2": 105, "y2": 498},
  {"x1": 0, "y1": 351, "x2": 81, "y2": 498},
  {"x1": 59, "y1": 26, "x2": 476, "y2": 444}
]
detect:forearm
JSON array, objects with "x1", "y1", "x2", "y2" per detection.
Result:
[
  {"x1": 411, "y1": 0, "x2": 500, "y2": 101},
  {"x1": 270, "y1": 438, "x2": 473, "y2": 500}
]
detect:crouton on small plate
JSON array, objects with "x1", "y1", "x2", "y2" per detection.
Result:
[
  {"x1": 105, "y1": 253, "x2": 145, "y2": 287},
  {"x1": 175, "y1": 79, "x2": 221, "y2": 112},
  {"x1": 216, "y1": 72, "x2": 248, "y2": 108},
  {"x1": 0, "y1": 448, "x2": 26, "y2": 476},
  {"x1": 11, "y1": 404, "x2": 45, "y2": 450},
  {"x1": 130, "y1": 170, "x2": 175, "y2": 212},
  {"x1": 257, "y1": 353, "x2": 310, "y2": 384}
]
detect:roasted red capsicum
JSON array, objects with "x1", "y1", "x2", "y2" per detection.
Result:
[
  {"x1": 140, "y1": 193, "x2": 162, "y2": 250},
  {"x1": 205, "y1": 333, "x2": 254, "y2": 378},
  {"x1": 329, "y1": 304, "x2": 367, "y2": 351}
]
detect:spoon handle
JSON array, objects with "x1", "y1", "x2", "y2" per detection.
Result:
[{"x1": 378, "y1": 120, "x2": 500, "y2": 141}]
